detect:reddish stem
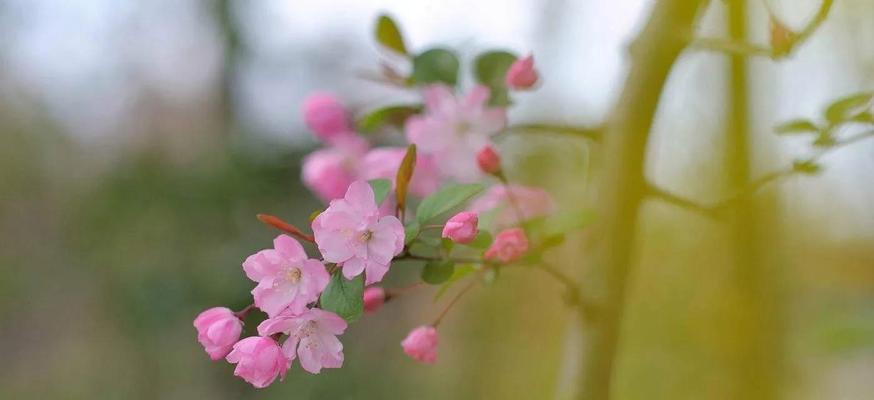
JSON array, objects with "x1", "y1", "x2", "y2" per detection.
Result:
[{"x1": 257, "y1": 214, "x2": 315, "y2": 243}]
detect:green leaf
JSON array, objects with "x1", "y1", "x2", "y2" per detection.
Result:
[
  {"x1": 792, "y1": 159, "x2": 822, "y2": 175},
  {"x1": 395, "y1": 144, "x2": 416, "y2": 213},
  {"x1": 849, "y1": 111, "x2": 874, "y2": 124},
  {"x1": 434, "y1": 265, "x2": 475, "y2": 299},
  {"x1": 774, "y1": 119, "x2": 819, "y2": 135},
  {"x1": 465, "y1": 230, "x2": 493, "y2": 249},
  {"x1": 357, "y1": 105, "x2": 421, "y2": 133},
  {"x1": 368, "y1": 179, "x2": 392, "y2": 205},
  {"x1": 416, "y1": 183, "x2": 485, "y2": 224},
  {"x1": 410, "y1": 48, "x2": 460, "y2": 86},
  {"x1": 825, "y1": 92, "x2": 873, "y2": 123},
  {"x1": 473, "y1": 50, "x2": 517, "y2": 106},
  {"x1": 374, "y1": 14, "x2": 407, "y2": 55},
  {"x1": 422, "y1": 260, "x2": 455, "y2": 285},
  {"x1": 320, "y1": 273, "x2": 364, "y2": 322},
  {"x1": 404, "y1": 221, "x2": 420, "y2": 245}
]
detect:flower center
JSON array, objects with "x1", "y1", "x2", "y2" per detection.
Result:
[
  {"x1": 360, "y1": 230, "x2": 373, "y2": 242},
  {"x1": 285, "y1": 267, "x2": 302, "y2": 284},
  {"x1": 454, "y1": 121, "x2": 471, "y2": 136}
]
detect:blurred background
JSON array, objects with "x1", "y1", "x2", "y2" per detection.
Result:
[{"x1": 0, "y1": 0, "x2": 872, "y2": 399}]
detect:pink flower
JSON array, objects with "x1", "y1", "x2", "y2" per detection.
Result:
[
  {"x1": 484, "y1": 228, "x2": 529, "y2": 263},
  {"x1": 302, "y1": 92, "x2": 353, "y2": 143},
  {"x1": 258, "y1": 308, "x2": 347, "y2": 374},
  {"x1": 243, "y1": 234, "x2": 330, "y2": 317},
  {"x1": 476, "y1": 145, "x2": 501, "y2": 175},
  {"x1": 505, "y1": 55, "x2": 539, "y2": 90},
  {"x1": 469, "y1": 185, "x2": 555, "y2": 229},
  {"x1": 302, "y1": 135, "x2": 369, "y2": 202},
  {"x1": 312, "y1": 180, "x2": 405, "y2": 285},
  {"x1": 401, "y1": 325, "x2": 438, "y2": 364},
  {"x1": 360, "y1": 147, "x2": 441, "y2": 197},
  {"x1": 193, "y1": 307, "x2": 244, "y2": 360},
  {"x1": 363, "y1": 286, "x2": 386, "y2": 313},
  {"x1": 406, "y1": 85, "x2": 506, "y2": 182},
  {"x1": 442, "y1": 211, "x2": 479, "y2": 244},
  {"x1": 226, "y1": 336, "x2": 289, "y2": 388}
]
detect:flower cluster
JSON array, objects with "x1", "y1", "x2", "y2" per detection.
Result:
[{"x1": 194, "y1": 14, "x2": 561, "y2": 389}]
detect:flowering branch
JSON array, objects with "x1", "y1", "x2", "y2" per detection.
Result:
[{"x1": 689, "y1": 0, "x2": 834, "y2": 59}]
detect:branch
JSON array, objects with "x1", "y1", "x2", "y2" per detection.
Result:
[
  {"x1": 503, "y1": 123, "x2": 601, "y2": 141},
  {"x1": 689, "y1": 0, "x2": 834, "y2": 59}
]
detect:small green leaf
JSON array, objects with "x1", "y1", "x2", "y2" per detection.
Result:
[
  {"x1": 416, "y1": 183, "x2": 485, "y2": 224},
  {"x1": 404, "y1": 222, "x2": 420, "y2": 245},
  {"x1": 422, "y1": 260, "x2": 455, "y2": 284},
  {"x1": 774, "y1": 119, "x2": 819, "y2": 135},
  {"x1": 410, "y1": 48, "x2": 460, "y2": 86},
  {"x1": 357, "y1": 105, "x2": 421, "y2": 133},
  {"x1": 320, "y1": 273, "x2": 364, "y2": 322},
  {"x1": 434, "y1": 265, "x2": 476, "y2": 299},
  {"x1": 368, "y1": 179, "x2": 392, "y2": 205},
  {"x1": 473, "y1": 50, "x2": 517, "y2": 106},
  {"x1": 849, "y1": 111, "x2": 874, "y2": 124},
  {"x1": 466, "y1": 230, "x2": 493, "y2": 249},
  {"x1": 825, "y1": 92, "x2": 873, "y2": 123},
  {"x1": 374, "y1": 14, "x2": 407, "y2": 55},
  {"x1": 308, "y1": 209, "x2": 323, "y2": 223},
  {"x1": 792, "y1": 159, "x2": 822, "y2": 175},
  {"x1": 395, "y1": 144, "x2": 416, "y2": 213}
]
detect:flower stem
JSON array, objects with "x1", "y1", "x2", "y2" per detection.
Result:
[
  {"x1": 256, "y1": 214, "x2": 315, "y2": 243},
  {"x1": 431, "y1": 270, "x2": 482, "y2": 327}
]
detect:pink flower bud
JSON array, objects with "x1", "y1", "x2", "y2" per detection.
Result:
[
  {"x1": 476, "y1": 145, "x2": 501, "y2": 175},
  {"x1": 363, "y1": 286, "x2": 387, "y2": 313},
  {"x1": 302, "y1": 93, "x2": 352, "y2": 143},
  {"x1": 226, "y1": 336, "x2": 289, "y2": 388},
  {"x1": 193, "y1": 307, "x2": 243, "y2": 360},
  {"x1": 505, "y1": 55, "x2": 538, "y2": 90},
  {"x1": 484, "y1": 228, "x2": 529, "y2": 263},
  {"x1": 442, "y1": 211, "x2": 479, "y2": 244},
  {"x1": 401, "y1": 325, "x2": 438, "y2": 364}
]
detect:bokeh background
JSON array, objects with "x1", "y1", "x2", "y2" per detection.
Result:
[{"x1": 1, "y1": 0, "x2": 872, "y2": 399}]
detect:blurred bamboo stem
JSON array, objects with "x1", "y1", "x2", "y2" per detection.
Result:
[{"x1": 574, "y1": 1, "x2": 707, "y2": 399}]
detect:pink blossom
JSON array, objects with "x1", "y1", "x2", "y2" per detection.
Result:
[
  {"x1": 401, "y1": 325, "x2": 438, "y2": 364},
  {"x1": 302, "y1": 92, "x2": 353, "y2": 143},
  {"x1": 505, "y1": 55, "x2": 539, "y2": 90},
  {"x1": 312, "y1": 180, "x2": 405, "y2": 285},
  {"x1": 258, "y1": 308, "x2": 347, "y2": 374},
  {"x1": 243, "y1": 234, "x2": 330, "y2": 317},
  {"x1": 469, "y1": 184, "x2": 555, "y2": 229},
  {"x1": 360, "y1": 147, "x2": 441, "y2": 197},
  {"x1": 226, "y1": 336, "x2": 289, "y2": 388},
  {"x1": 363, "y1": 286, "x2": 386, "y2": 313},
  {"x1": 484, "y1": 228, "x2": 529, "y2": 263},
  {"x1": 476, "y1": 145, "x2": 501, "y2": 175},
  {"x1": 442, "y1": 211, "x2": 479, "y2": 244},
  {"x1": 193, "y1": 307, "x2": 244, "y2": 360},
  {"x1": 302, "y1": 135, "x2": 369, "y2": 202},
  {"x1": 406, "y1": 85, "x2": 506, "y2": 182}
]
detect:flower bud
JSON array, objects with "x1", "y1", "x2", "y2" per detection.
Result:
[
  {"x1": 401, "y1": 325, "x2": 438, "y2": 364},
  {"x1": 193, "y1": 307, "x2": 244, "y2": 360},
  {"x1": 226, "y1": 336, "x2": 289, "y2": 388},
  {"x1": 484, "y1": 228, "x2": 529, "y2": 263},
  {"x1": 769, "y1": 17, "x2": 795, "y2": 56},
  {"x1": 476, "y1": 145, "x2": 502, "y2": 175},
  {"x1": 363, "y1": 286, "x2": 387, "y2": 313},
  {"x1": 442, "y1": 211, "x2": 479, "y2": 244},
  {"x1": 505, "y1": 55, "x2": 538, "y2": 90},
  {"x1": 302, "y1": 93, "x2": 352, "y2": 143}
]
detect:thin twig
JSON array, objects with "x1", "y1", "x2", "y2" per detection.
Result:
[
  {"x1": 503, "y1": 123, "x2": 601, "y2": 142},
  {"x1": 431, "y1": 270, "x2": 481, "y2": 327}
]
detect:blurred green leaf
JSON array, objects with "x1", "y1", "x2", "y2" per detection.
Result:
[
  {"x1": 368, "y1": 179, "x2": 392, "y2": 205},
  {"x1": 473, "y1": 50, "x2": 517, "y2": 106},
  {"x1": 404, "y1": 221, "x2": 420, "y2": 245},
  {"x1": 411, "y1": 48, "x2": 460, "y2": 86},
  {"x1": 774, "y1": 119, "x2": 819, "y2": 135},
  {"x1": 416, "y1": 183, "x2": 484, "y2": 224},
  {"x1": 320, "y1": 273, "x2": 364, "y2": 322},
  {"x1": 792, "y1": 159, "x2": 821, "y2": 175},
  {"x1": 357, "y1": 105, "x2": 421, "y2": 133},
  {"x1": 422, "y1": 260, "x2": 455, "y2": 284},
  {"x1": 434, "y1": 264, "x2": 476, "y2": 299},
  {"x1": 374, "y1": 14, "x2": 407, "y2": 55},
  {"x1": 465, "y1": 230, "x2": 492, "y2": 249},
  {"x1": 825, "y1": 92, "x2": 873, "y2": 123}
]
